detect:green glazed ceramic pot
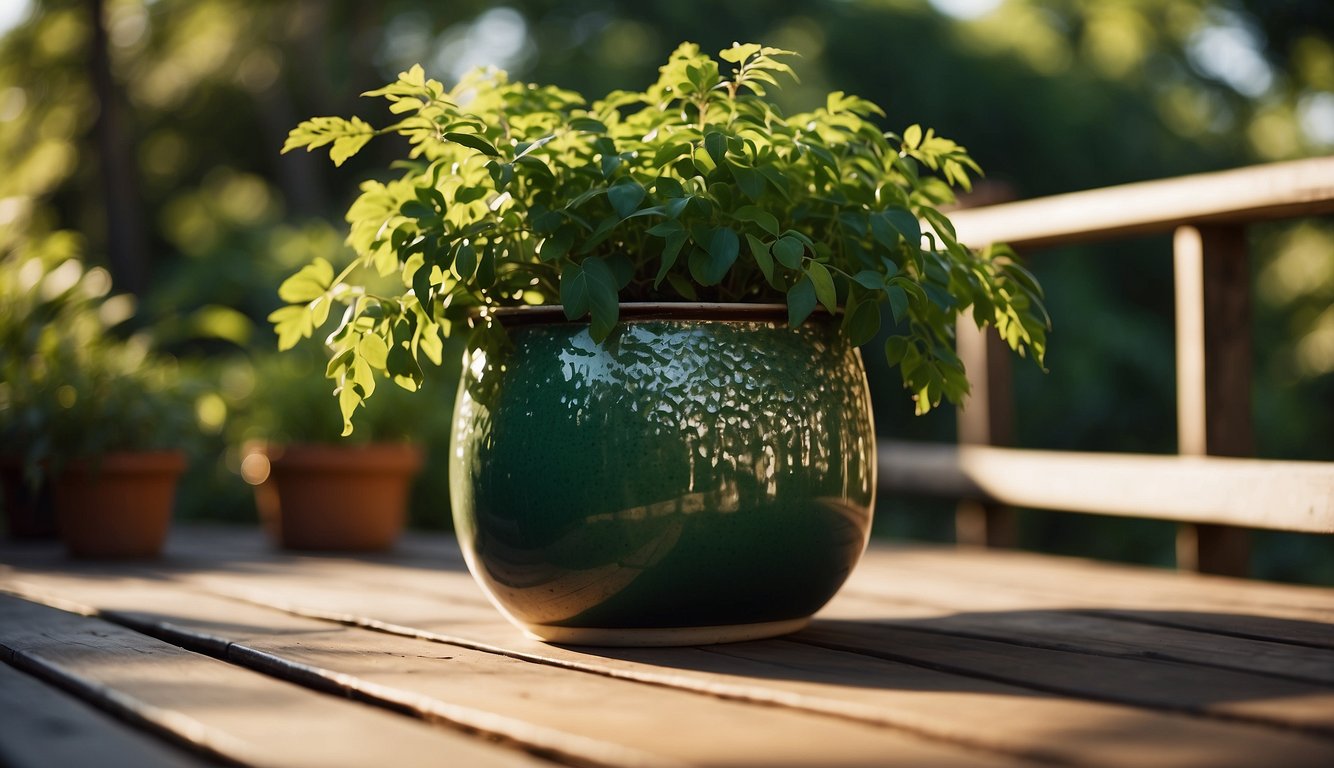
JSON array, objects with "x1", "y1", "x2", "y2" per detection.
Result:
[{"x1": 450, "y1": 303, "x2": 876, "y2": 646}]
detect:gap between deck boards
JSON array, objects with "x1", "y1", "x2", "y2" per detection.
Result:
[{"x1": 4, "y1": 532, "x2": 1333, "y2": 768}]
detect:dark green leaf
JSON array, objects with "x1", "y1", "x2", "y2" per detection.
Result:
[
  {"x1": 454, "y1": 186, "x2": 487, "y2": 204},
  {"x1": 772, "y1": 236, "x2": 804, "y2": 268},
  {"x1": 884, "y1": 335, "x2": 910, "y2": 366},
  {"x1": 444, "y1": 131, "x2": 500, "y2": 157},
  {"x1": 412, "y1": 259, "x2": 432, "y2": 306},
  {"x1": 843, "y1": 295, "x2": 881, "y2": 346},
  {"x1": 663, "y1": 196, "x2": 691, "y2": 219},
  {"x1": 647, "y1": 219, "x2": 684, "y2": 237},
  {"x1": 733, "y1": 205, "x2": 779, "y2": 236},
  {"x1": 730, "y1": 165, "x2": 765, "y2": 201},
  {"x1": 607, "y1": 180, "x2": 646, "y2": 219},
  {"x1": 655, "y1": 230, "x2": 688, "y2": 288},
  {"x1": 454, "y1": 241, "x2": 477, "y2": 280},
  {"x1": 666, "y1": 272, "x2": 698, "y2": 300},
  {"x1": 806, "y1": 261, "x2": 837, "y2": 312},
  {"x1": 560, "y1": 262, "x2": 589, "y2": 319},
  {"x1": 539, "y1": 228, "x2": 574, "y2": 262},
  {"x1": 582, "y1": 257, "x2": 620, "y2": 342},
  {"x1": 514, "y1": 155, "x2": 554, "y2": 178},
  {"x1": 787, "y1": 277, "x2": 817, "y2": 327},
  {"x1": 704, "y1": 130, "x2": 727, "y2": 165},
  {"x1": 688, "y1": 227, "x2": 740, "y2": 286},
  {"x1": 653, "y1": 143, "x2": 693, "y2": 166},
  {"x1": 530, "y1": 207, "x2": 563, "y2": 234},
  {"x1": 745, "y1": 233, "x2": 774, "y2": 285},
  {"x1": 568, "y1": 117, "x2": 607, "y2": 133},
  {"x1": 887, "y1": 284, "x2": 909, "y2": 323},
  {"x1": 476, "y1": 243, "x2": 497, "y2": 288},
  {"x1": 881, "y1": 208, "x2": 922, "y2": 245},
  {"x1": 852, "y1": 270, "x2": 886, "y2": 290}
]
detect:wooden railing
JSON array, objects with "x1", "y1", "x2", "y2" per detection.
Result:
[{"x1": 879, "y1": 156, "x2": 1334, "y2": 576}]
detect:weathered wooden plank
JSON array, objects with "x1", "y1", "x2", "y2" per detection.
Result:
[
  {"x1": 9, "y1": 530, "x2": 1334, "y2": 764},
  {"x1": 174, "y1": 534, "x2": 1334, "y2": 730},
  {"x1": 0, "y1": 661, "x2": 210, "y2": 768},
  {"x1": 0, "y1": 576, "x2": 1041, "y2": 768},
  {"x1": 948, "y1": 156, "x2": 1334, "y2": 250},
  {"x1": 846, "y1": 546, "x2": 1334, "y2": 646},
  {"x1": 793, "y1": 620, "x2": 1334, "y2": 733},
  {"x1": 822, "y1": 581, "x2": 1334, "y2": 685},
  {"x1": 195, "y1": 552, "x2": 1334, "y2": 685},
  {"x1": 0, "y1": 595, "x2": 550, "y2": 768},
  {"x1": 8, "y1": 568, "x2": 1334, "y2": 768},
  {"x1": 878, "y1": 440, "x2": 1334, "y2": 533}
]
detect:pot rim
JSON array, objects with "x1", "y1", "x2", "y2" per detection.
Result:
[
  {"x1": 247, "y1": 441, "x2": 425, "y2": 474},
  {"x1": 59, "y1": 451, "x2": 188, "y2": 474},
  {"x1": 478, "y1": 302, "x2": 832, "y2": 327}
]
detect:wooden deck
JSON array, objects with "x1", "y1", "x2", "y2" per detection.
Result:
[{"x1": 2, "y1": 526, "x2": 1332, "y2": 767}]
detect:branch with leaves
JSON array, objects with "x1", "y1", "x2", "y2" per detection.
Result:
[{"x1": 278, "y1": 42, "x2": 1048, "y2": 434}]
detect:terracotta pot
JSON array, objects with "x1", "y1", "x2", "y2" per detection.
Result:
[
  {"x1": 246, "y1": 443, "x2": 423, "y2": 551},
  {"x1": 52, "y1": 451, "x2": 186, "y2": 558},
  {"x1": 1, "y1": 457, "x2": 58, "y2": 539}
]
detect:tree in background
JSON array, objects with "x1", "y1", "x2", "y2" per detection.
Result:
[{"x1": 1, "y1": 0, "x2": 1330, "y2": 578}]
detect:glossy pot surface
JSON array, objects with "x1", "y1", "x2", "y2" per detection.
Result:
[{"x1": 450, "y1": 307, "x2": 875, "y2": 645}]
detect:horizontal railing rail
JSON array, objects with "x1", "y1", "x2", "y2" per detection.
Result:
[
  {"x1": 880, "y1": 155, "x2": 1334, "y2": 575},
  {"x1": 879, "y1": 441, "x2": 1334, "y2": 533},
  {"x1": 949, "y1": 156, "x2": 1334, "y2": 249}
]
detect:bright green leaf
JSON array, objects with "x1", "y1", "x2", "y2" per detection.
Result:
[{"x1": 277, "y1": 258, "x2": 334, "y2": 303}]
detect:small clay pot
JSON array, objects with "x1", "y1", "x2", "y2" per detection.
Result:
[
  {"x1": 52, "y1": 451, "x2": 186, "y2": 558},
  {"x1": 245, "y1": 443, "x2": 423, "y2": 551}
]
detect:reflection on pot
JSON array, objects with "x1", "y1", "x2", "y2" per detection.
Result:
[{"x1": 450, "y1": 310, "x2": 876, "y2": 644}]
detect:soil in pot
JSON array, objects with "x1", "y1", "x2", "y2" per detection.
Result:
[
  {"x1": 245, "y1": 443, "x2": 423, "y2": 552},
  {"x1": 53, "y1": 451, "x2": 186, "y2": 558}
]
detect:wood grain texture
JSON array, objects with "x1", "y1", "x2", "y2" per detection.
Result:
[
  {"x1": 947, "y1": 156, "x2": 1334, "y2": 249},
  {"x1": 8, "y1": 530, "x2": 1333, "y2": 768},
  {"x1": 4, "y1": 529, "x2": 1333, "y2": 768},
  {"x1": 878, "y1": 440, "x2": 1334, "y2": 532},
  {"x1": 0, "y1": 595, "x2": 548, "y2": 768},
  {"x1": 0, "y1": 661, "x2": 210, "y2": 768},
  {"x1": 0, "y1": 576, "x2": 1038, "y2": 768}
]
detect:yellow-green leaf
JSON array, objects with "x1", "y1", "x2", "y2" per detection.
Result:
[{"x1": 278, "y1": 258, "x2": 334, "y2": 304}]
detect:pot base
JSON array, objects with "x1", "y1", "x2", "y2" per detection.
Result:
[{"x1": 521, "y1": 617, "x2": 810, "y2": 647}]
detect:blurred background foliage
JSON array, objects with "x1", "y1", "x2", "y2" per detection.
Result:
[{"x1": 0, "y1": 0, "x2": 1330, "y2": 580}]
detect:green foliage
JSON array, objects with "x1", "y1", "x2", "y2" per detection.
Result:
[
  {"x1": 0, "y1": 234, "x2": 204, "y2": 474},
  {"x1": 278, "y1": 41, "x2": 1048, "y2": 433},
  {"x1": 234, "y1": 346, "x2": 434, "y2": 446}
]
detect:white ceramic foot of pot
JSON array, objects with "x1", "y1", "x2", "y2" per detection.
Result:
[{"x1": 521, "y1": 617, "x2": 811, "y2": 647}]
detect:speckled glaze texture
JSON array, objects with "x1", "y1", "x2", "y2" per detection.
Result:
[{"x1": 449, "y1": 312, "x2": 876, "y2": 636}]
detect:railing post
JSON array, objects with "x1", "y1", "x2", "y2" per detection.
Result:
[
  {"x1": 955, "y1": 322, "x2": 1016, "y2": 548},
  {"x1": 1173, "y1": 224, "x2": 1253, "y2": 576}
]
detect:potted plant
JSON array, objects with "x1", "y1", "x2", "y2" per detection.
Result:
[
  {"x1": 237, "y1": 347, "x2": 427, "y2": 551},
  {"x1": 277, "y1": 42, "x2": 1048, "y2": 645},
  {"x1": 0, "y1": 241, "x2": 199, "y2": 558}
]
